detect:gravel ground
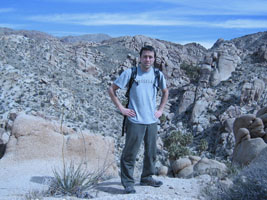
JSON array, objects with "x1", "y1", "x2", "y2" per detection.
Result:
[{"x1": 0, "y1": 158, "x2": 210, "y2": 200}]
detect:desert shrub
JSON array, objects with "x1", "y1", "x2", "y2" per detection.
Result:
[
  {"x1": 164, "y1": 131, "x2": 193, "y2": 160},
  {"x1": 198, "y1": 139, "x2": 208, "y2": 154},
  {"x1": 204, "y1": 150, "x2": 267, "y2": 200},
  {"x1": 222, "y1": 162, "x2": 267, "y2": 200},
  {"x1": 47, "y1": 160, "x2": 109, "y2": 198},
  {"x1": 180, "y1": 62, "x2": 200, "y2": 83}
]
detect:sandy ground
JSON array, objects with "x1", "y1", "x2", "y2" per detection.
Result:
[{"x1": 0, "y1": 159, "x2": 210, "y2": 200}]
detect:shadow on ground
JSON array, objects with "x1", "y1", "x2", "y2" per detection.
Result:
[
  {"x1": 30, "y1": 176, "x2": 54, "y2": 185},
  {"x1": 95, "y1": 181, "x2": 125, "y2": 194}
]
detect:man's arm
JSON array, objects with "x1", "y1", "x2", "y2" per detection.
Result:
[
  {"x1": 155, "y1": 88, "x2": 169, "y2": 118},
  {"x1": 108, "y1": 83, "x2": 136, "y2": 117}
]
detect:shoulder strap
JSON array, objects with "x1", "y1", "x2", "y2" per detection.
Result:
[
  {"x1": 125, "y1": 66, "x2": 137, "y2": 98},
  {"x1": 122, "y1": 66, "x2": 137, "y2": 136},
  {"x1": 153, "y1": 67, "x2": 160, "y2": 91}
]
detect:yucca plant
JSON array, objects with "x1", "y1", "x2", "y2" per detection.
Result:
[
  {"x1": 48, "y1": 160, "x2": 109, "y2": 198},
  {"x1": 47, "y1": 106, "x2": 112, "y2": 198}
]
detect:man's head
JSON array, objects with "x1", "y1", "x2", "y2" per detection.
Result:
[{"x1": 139, "y1": 45, "x2": 156, "y2": 70}]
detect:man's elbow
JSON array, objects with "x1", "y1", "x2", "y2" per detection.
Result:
[
  {"x1": 163, "y1": 88, "x2": 169, "y2": 96},
  {"x1": 108, "y1": 86, "x2": 113, "y2": 97},
  {"x1": 108, "y1": 84, "x2": 118, "y2": 97}
]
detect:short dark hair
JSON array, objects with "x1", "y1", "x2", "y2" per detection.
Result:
[{"x1": 139, "y1": 45, "x2": 156, "y2": 58}]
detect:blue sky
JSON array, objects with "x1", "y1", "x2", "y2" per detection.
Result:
[{"x1": 1, "y1": 0, "x2": 267, "y2": 48}]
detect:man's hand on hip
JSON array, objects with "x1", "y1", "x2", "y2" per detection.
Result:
[
  {"x1": 155, "y1": 110, "x2": 163, "y2": 118},
  {"x1": 121, "y1": 107, "x2": 136, "y2": 117}
]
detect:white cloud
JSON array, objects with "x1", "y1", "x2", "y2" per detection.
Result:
[
  {"x1": 37, "y1": 0, "x2": 267, "y2": 16},
  {"x1": 0, "y1": 23, "x2": 22, "y2": 28},
  {"x1": 27, "y1": 13, "x2": 186, "y2": 26},
  {"x1": 25, "y1": 0, "x2": 267, "y2": 29},
  {"x1": 156, "y1": 0, "x2": 267, "y2": 15},
  {"x1": 215, "y1": 19, "x2": 267, "y2": 29},
  {"x1": 0, "y1": 8, "x2": 15, "y2": 13},
  {"x1": 26, "y1": 12, "x2": 267, "y2": 29}
]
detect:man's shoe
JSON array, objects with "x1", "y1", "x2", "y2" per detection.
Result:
[
  {"x1": 124, "y1": 186, "x2": 136, "y2": 194},
  {"x1": 140, "y1": 178, "x2": 163, "y2": 187}
]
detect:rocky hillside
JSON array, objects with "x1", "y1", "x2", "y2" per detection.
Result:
[{"x1": 0, "y1": 27, "x2": 266, "y2": 166}]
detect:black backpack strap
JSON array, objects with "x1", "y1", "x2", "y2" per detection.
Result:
[
  {"x1": 125, "y1": 66, "x2": 137, "y2": 98},
  {"x1": 122, "y1": 66, "x2": 137, "y2": 136},
  {"x1": 153, "y1": 67, "x2": 160, "y2": 92}
]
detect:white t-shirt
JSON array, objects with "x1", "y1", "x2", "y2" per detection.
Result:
[{"x1": 114, "y1": 66, "x2": 167, "y2": 124}]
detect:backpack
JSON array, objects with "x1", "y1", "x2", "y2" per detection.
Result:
[{"x1": 121, "y1": 66, "x2": 160, "y2": 136}]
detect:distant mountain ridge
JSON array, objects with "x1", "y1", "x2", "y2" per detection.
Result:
[
  {"x1": 0, "y1": 27, "x2": 112, "y2": 43},
  {"x1": 59, "y1": 33, "x2": 112, "y2": 43}
]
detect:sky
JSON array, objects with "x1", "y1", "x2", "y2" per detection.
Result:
[{"x1": 1, "y1": 0, "x2": 267, "y2": 48}]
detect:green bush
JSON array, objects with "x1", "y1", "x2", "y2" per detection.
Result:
[
  {"x1": 198, "y1": 139, "x2": 208, "y2": 153},
  {"x1": 164, "y1": 131, "x2": 193, "y2": 160},
  {"x1": 180, "y1": 62, "x2": 200, "y2": 83}
]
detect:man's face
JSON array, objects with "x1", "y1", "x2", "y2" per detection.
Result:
[{"x1": 140, "y1": 50, "x2": 155, "y2": 70}]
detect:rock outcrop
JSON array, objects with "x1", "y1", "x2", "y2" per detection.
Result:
[
  {"x1": 2, "y1": 113, "x2": 118, "y2": 177},
  {"x1": 171, "y1": 156, "x2": 227, "y2": 178},
  {"x1": 232, "y1": 107, "x2": 267, "y2": 166}
]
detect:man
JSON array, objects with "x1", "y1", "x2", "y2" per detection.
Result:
[{"x1": 108, "y1": 45, "x2": 169, "y2": 194}]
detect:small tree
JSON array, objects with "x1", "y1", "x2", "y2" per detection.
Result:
[
  {"x1": 198, "y1": 139, "x2": 208, "y2": 154},
  {"x1": 164, "y1": 131, "x2": 193, "y2": 160}
]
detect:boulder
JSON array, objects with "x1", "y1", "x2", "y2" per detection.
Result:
[
  {"x1": 248, "y1": 146, "x2": 267, "y2": 167},
  {"x1": 256, "y1": 106, "x2": 267, "y2": 130},
  {"x1": 233, "y1": 114, "x2": 265, "y2": 141},
  {"x1": 210, "y1": 50, "x2": 239, "y2": 86},
  {"x1": 249, "y1": 118, "x2": 265, "y2": 138},
  {"x1": 235, "y1": 128, "x2": 250, "y2": 145},
  {"x1": 256, "y1": 106, "x2": 267, "y2": 118},
  {"x1": 191, "y1": 99, "x2": 209, "y2": 123},
  {"x1": 177, "y1": 165, "x2": 194, "y2": 178},
  {"x1": 216, "y1": 54, "x2": 236, "y2": 82},
  {"x1": 233, "y1": 114, "x2": 255, "y2": 136},
  {"x1": 172, "y1": 157, "x2": 192, "y2": 174},
  {"x1": 232, "y1": 138, "x2": 267, "y2": 166},
  {"x1": 172, "y1": 156, "x2": 227, "y2": 178},
  {"x1": 188, "y1": 155, "x2": 201, "y2": 165},
  {"x1": 193, "y1": 157, "x2": 227, "y2": 176},
  {"x1": 178, "y1": 90, "x2": 195, "y2": 114},
  {"x1": 241, "y1": 79, "x2": 265, "y2": 105},
  {"x1": 2, "y1": 113, "x2": 118, "y2": 177},
  {"x1": 158, "y1": 165, "x2": 168, "y2": 176}
]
